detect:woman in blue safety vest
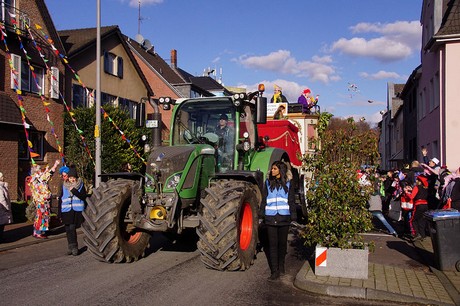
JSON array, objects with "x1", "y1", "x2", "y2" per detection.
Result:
[
  {"x1": 260, "y1": 161, "x2": 297, "y2": 281},
  {"x1": 58, "y1": 166, "x2": 87, "y2": 256}
]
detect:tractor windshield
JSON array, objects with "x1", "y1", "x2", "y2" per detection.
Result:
[{"x1": 172, "y1": 97, "x2": 258, "y2": 172}]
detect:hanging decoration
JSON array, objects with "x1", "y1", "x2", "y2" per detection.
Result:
[
  {"x1": 24, "y1": 22, "x2": 95, "y2": 165},
  {"x1": 13, "y1": 15, "x2": 65, "y2": 163},
  {"x1": 32, "y1": 22, "x2": 146, "y2": 165},
  {"x1": 101, "y1": 108, "x2": 147, "y2": 165},
  {"x1": 0, "y1": 22, "x2": 40, "y2": 164}
]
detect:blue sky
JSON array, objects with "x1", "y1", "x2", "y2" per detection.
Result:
[{"x1": 45, "y1": 0, "x2": 422, "y2": 125}]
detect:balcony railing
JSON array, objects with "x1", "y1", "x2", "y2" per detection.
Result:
[{"x1": 1, "y1": 1, "x2": 30, "y2": 36}]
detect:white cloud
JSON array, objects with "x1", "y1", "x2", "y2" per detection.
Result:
[
  {"x1": 235, "y1": 50, "x2": 340, "y2": 84},
  {"x1": 331, "y1": 21, "x2": 421, "y2": 62},
  {"x1": 360, "y1": 70, "x2": 403, "y2": 80},
  {"x1": 128, "y1": 0, "x2": 163, "y2": 7}
]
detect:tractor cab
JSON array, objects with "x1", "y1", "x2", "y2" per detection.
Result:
[{"x1": 171, "y1": 95, "x2": 262, "y2": 173}]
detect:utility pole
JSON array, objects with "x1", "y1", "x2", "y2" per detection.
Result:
[{"x1": 95, "y1": 0, "x2": 102, "y2": 187}]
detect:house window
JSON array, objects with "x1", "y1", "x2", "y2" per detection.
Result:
[
  {"x1": 10, "y1": 53, "x2": 44, "y2": 94},
  {"x1": 101, "y1": 92, "x2": 117, "y2": 106},
  {"x1": 434, "y1": 72, "x2": 439, "y2": 108},
  {"x1": 119, "y1": 98, "x2": 136, "y2": 119},
  {"x1": 20, "y1": 61, "x2": 44, "y2": 94},
  {"x1": 104, "y1": 51, "x2": 123, "y2": 78},
  {"x1": 1, "y1": 0, "x2": 15, "y2": 23},
  {"x1": 19, "y1": 130, "x2": 44, "y2": 160},
  {"x1": 429, "y1": 78, "x2": 435, "y2": 112},
  {"x1": 72, "y1": 84, "x2": 92, "y2": 108}
]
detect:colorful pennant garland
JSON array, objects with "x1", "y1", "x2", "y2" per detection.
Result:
[
  {"x1": 101, "y1": 108, "x2": 146, "y2": 165},
  {"x1": 0, "y1": 22, "x2": 40, "y2": 164},
  {"x1": 24, "y1": 22, "x2": 94, "y2": 165},
  {"x1": 31, "y1": 22, "x2": 146, "y2": 165},
  {"x1": 11, "y1": 14, "x2": 65, "y2": 163},
  {"x1": 2, "y1": 16, "x2": 147, "y2": 167}
]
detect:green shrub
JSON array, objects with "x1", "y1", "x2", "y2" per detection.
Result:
[
  {"x1": 301, "y1": 114, "x2": 379, "y2": 249},
  {"x1": 63, "y1": 106, "x2": 150, "y2": 187}
]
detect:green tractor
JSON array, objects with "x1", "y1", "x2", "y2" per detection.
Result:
[{"x1": 82, "y1": 86, "x2": 300, "y2": 271}]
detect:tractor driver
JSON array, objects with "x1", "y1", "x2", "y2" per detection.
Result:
[{"x1": 215, "y1": 114, "x2": 234, "y2": 169}]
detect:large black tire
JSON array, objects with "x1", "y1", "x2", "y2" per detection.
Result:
[
  {"x1": 196, "y1": 180, "x2": 260, "y2": 271},
  {"x1": 82, "y1": 179, "x2": 150, "y2": 263}
]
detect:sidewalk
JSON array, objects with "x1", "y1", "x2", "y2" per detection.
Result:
[
  {"x1": 294, "y1": 233, "x2": 460, "y2": 305},
  {"x1": 2, "y1": 222, "x2": 459, "y2": 305},
  {"x1": 0, "y1": 221, "x2": 69, "y2": 252}
]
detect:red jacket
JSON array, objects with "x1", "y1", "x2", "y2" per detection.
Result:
[{"x1": 406, "y1": 185, "x2": 428, "y2": 206}]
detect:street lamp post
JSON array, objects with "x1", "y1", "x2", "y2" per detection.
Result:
[{"x1": 95, "y1": 0, "x2": 102, "y2": 188}]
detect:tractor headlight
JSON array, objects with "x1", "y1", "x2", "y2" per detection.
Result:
[
  {"x1": 243, "y1": 140, "x2": 251, "y2": 151},
  {"x1": 166, "y1": 173, "x2": 181, "y2": 189},
  {"x1": 232, "y1": 93, "x2": 247, "y2": 107}
]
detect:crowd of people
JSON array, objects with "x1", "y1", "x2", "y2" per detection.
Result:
[
  {"x1": 365, "y1": 154, "x2": 460, "y2": 241},
  {"x1": 270, "y1": 85, "x2": 319, "y2": 115},
  {"x1": 2, "y1": 160, "x2": 88, "y2": 256}
]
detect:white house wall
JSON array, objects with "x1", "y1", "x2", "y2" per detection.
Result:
[{"x1": 444, "y1": 43, "x2": 460, "y2": 170}]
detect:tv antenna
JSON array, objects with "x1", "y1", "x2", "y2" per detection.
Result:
[{"x1": 137, "y1": 0, "x2": 143, "y2": 35}]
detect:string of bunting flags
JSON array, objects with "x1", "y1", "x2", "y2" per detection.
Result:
[
  {"x1": 2, "y1": 14, "x2": 147, "y2": 167},
  {"x1": 0, "y1": 22, "x2": 41, "y2": 164},
  {"x1": 23, "y1": 22, "x2": 95, "y2": 165},
  {"x1": 12, "y1": 15, "x2": 65, "y2": 163},
  {"x1": 30, "y1": 21, "x2": 145, "y2": 166}
]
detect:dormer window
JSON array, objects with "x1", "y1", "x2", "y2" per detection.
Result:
[{"x1": 104, "y1": 50, "x2": 123, "y2": 78}]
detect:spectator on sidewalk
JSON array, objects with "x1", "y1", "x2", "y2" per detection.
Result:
[
  {"x1": 405, "y1": 175, "x2": 429, "y2": 241},
  {"x1": 441, "y1": 166, "x2": 460, "y2": 210},
  {"x1": 382, "y1": 169, "x2": 396, "y2": 215},
  {"x1": 399, "y1": 180, "x2": 414, "y2": 238},
  {"x1": 28, "y1": 160, "x2": 60, "y2": 239},
  {"x1": 260, "y1": 161, "x2": 297, "y2": 281},
  {"x1": 368, "y1": 172, "x2": 397, "y2": 236},
  {"x1": 58, "y1": 166, "x2": 87, "y2": 256},
  {"x1": 421, "y1": 148, "x2": 441, "y2": 209},
  {"x1": 405, "y1": 160, "x2": 424, "y2": 187},
  {"x1": 0, "y1": 172, "x2": 13, "y2": 242}
]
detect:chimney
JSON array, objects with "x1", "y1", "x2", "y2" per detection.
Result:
[{"x1": 171, "y1": 49, "x2": 177, "y2": 68}]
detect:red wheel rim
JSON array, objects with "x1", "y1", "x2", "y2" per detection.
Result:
[
  {"x1": 239, "y1": 202, "x2": 253, "y2": 251},
  {"x1": 127, "y1": 232, "x2": 141, "y2": 244}
]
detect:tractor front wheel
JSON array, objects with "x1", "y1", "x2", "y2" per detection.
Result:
[
  {"x1": 82, "y1": 179, "x2": 150, "y2": 263},
  {"x1": 197, "y1": 180, "x2": 260, "y2": 271}
]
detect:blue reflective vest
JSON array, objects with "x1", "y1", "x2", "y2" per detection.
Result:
[
  {"x1": 61, "y1": 184, "x2": 85, "y2": 212},
  {"x1": 265, "y1": 180, "x2": 291, "y2": 216}
]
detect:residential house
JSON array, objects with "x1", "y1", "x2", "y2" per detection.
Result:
[
  {"x1": 418, "y1": 0, "x2": 460, "y2": 168},
  {"x1": 0, "y1": 0, "x2": 65, "y2": 200},
  {"x1": 58, "y1": 26, "x2": 153, "y2": 123},
  {"x1": 124, "y1": 37, "x2": 231, "y2": 140},
  {"x1": 378, "y1": 83, "x2": 404, "y2": 170},
  {"x1": 401, "y1": 65, "x2": 421, "y2": 163},
  {"x1": 124, "y1": 37, "x2": 184, "y2": 140},
  {"x1": 381, "y1": 0, "x2": 460, "y2": 171}
]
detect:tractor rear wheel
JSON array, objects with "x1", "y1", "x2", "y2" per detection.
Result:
[
  {"x1": 82, "y1": 179, "x2": 150, "y2": 263},
  {"x1": 197, "y1": 180, "x2": 260, "y2": 271}
]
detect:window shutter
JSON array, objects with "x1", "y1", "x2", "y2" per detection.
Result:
[
  {"x1": 10, "y1": 53, "x2": 21, "y2": 90},
  {"x1": 50, "y1": 66, "x2": 59, "y2": 99},
  {"x1": 103, "y1": 50, "x2": 109, "y2": 73},
  {"x1": 117, "y1": 57, "x2": 123, "y2": 78}
]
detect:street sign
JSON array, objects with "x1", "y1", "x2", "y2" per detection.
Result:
[{"x1": 146, "y1": 120, "x2": 158, "y2": 128}]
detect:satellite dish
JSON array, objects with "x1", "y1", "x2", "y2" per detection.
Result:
[
  {"x1": 135, "y1": 33, "x2": 144, "y2": 44},
  {"x1": 142, "y1": 39, "x2": 153, "y2": 50}
]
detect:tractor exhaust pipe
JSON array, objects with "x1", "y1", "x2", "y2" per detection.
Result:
[{"x1": 148, "y1": 98, "x2": 162, "y2": 148}]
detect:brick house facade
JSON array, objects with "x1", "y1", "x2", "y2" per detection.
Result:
[{"x1": 0, "y1": 0, "x2": 65, "y2": 200}]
